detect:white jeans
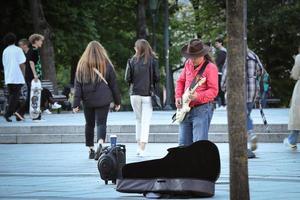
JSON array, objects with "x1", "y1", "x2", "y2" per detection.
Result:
[{"x1": 130, "y1": 95, "x2": 153, "y2": 143}]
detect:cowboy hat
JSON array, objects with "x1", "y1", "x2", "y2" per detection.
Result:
[{"x1": 181, "y1": 39, "x2": 210, "y2": 58}]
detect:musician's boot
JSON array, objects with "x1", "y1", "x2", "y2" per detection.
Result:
[{"x1": 249, "y1": 133, "x2": 258, "y2": 151}]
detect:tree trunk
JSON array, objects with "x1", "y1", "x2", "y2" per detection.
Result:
[
  {"x1": 226, "y1": 0, "x2": 250, "y2": 199},
  {"x1": 137, "y1": 0, "x2": 148, "y2": 39},
  {"x1": 163, "y1": 0, "x2": 174, "y2": 109},
  {"x1": 190, "y1": 0, "x2": 201, "y2": 38},
  {"x1": 29, "y1": 0, "x2": 57, "y2": 93}
]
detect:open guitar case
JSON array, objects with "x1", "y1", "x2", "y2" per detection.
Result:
[{"x1": 116, "y1": 140, "x2": 220, "y2": 198}]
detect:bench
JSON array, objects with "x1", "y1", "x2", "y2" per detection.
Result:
[{"x1": 41, "y1": 80, "x2": 68, "y2": 113}]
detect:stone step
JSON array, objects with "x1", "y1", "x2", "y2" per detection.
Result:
[
  {"x1": 0, "y1": 124, "x2": 288, "y2": 135},
  {"x1": 0, "y1": 132, "x2": 293, "y2": 144}
]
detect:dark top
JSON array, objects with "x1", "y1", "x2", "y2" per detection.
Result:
[
  {"x1": 27, "y1": 48, "x2": 42, "y2": 79},
  {"x1": 215, "y1": 49, "x2": 227, "y2": 72},
  {"x1": 73, "y1": 64, "x2": 121, "y2": 108},
  {"x1": 24, "y1": 50, "x2": 33, "y2": 83},
  {"x1": 125, "y1": 57, "x2": 160, "y2": 96}
]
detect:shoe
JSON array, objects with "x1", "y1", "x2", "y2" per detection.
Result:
[
  {"x1": 32, "y1": 118, "x2": 45, "y2": 123},
  {"x1": 247, "y1": 149, "x2": 256, "y2": 159},
  {"x1": 43, "y1": 109, "x2": 52, "y2": 115},
  {"x1": 89, "y1": 149, "x2": 95, "y2": 159},
  {"x1": 14, "y1": 112, "x2": 25, "y2": 121},
  {"x1": 249, "y1": 133, "x2": 258, "y2": 151},
  {"x1": 283, "y1": 138, "x2": 297, "y2": 149},
  {"x1": 52, "y1": 102, "x2": 62, "y2": 109},
  {"x1": 4, "y1": 115, "x2": 12, "y2": 122},
  {"x1": 94, "y1": 143, "x2": 103, "y2": 160},
  {"x1": 138, "y1": 150, "x2": 146, "y2": 157}
]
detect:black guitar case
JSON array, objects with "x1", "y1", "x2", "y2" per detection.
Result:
[{"x1": 116, "y1": 140, "x2": 220, "y2": 198}]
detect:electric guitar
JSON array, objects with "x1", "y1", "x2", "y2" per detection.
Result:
[{"x1": 172, "y1": 77, "x2": 206, "y2": 123}]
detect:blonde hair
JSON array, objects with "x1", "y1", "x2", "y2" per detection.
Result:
[
  {"x1": 76, "y1": 41, "x2": 113, "y2": 83},
  {"x1": 28, "y1": 34, "x2": 44, "y2": 44},
  {"x1": 134, "y1": 39, "x2": 157, "y2": 64}
]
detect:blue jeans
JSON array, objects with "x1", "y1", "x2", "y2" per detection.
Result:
[
  {"x1": 288, "y1": 130, "x2": 299, "y2": 145},
  {"x1": 179, "y1": 103, "x2": 214, "y2": 146},
  {"x1": 247, "y1": 102, "x2": 254, "y2": 135}
]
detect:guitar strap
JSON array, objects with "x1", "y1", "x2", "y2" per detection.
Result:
[{"x1": 189, "y1": 60, "x2": 209, "y2": 90}]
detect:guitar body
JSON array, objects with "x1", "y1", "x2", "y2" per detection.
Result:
[{"x1": 172, "y1": 78, "x2": 206, "y2": 123}]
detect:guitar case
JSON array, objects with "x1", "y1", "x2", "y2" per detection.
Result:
[{"x1": 116, "y1": 140, "x2": 220, "y2": 198}]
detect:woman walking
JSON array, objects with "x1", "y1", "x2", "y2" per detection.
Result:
[
  {"x1": 73, "y1": 41, "x2": 121, "y2": 160},
  {"x1": 284, "y1": 45, "x2": 300, "y2": 149},
  {"x1": 125, "y1": 39, "x2": 160, "y2": 156}
]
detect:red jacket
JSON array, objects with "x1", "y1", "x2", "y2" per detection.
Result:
[{"x1": 175, "y1": 59, "x2": 218, "y2": 106}]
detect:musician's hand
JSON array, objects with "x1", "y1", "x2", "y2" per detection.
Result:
[
  {"x1": 73, "y1": 107, "x2": 79, "y2": 113},
  {"x1": 175, "y1": 98, "x2": 182, "y2": 109},
  {"x1": 188, "y1": 93, "x2": 198, "y2": 101}
]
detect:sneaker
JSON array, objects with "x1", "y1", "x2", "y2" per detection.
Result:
[
  {"x1": 136, "y1": 148, "x2": 141, "y2": 156},
  {"x1": 4, "y1": 115, "x2": 12, "y2": 122},
  {"x1": 138, "y1": 150, "x2": 146, "y2": 157},
  {"x1": 32, "y1": 118, "x2": 46, "y2": 123},
  {"x1": 94, "y1": 143, "x2": 103, "y2": 160},
  {"x1": 52, "y1": 102, "x2": 62, "y2": 109},
  {"x1": 249, "y1": 133, "x2": 258, "y2": 151},
  {"x1": 283, "y1": 138, "x2": 297, "y2": 149},
  {"x1": 43, "y1": 109, "x2": 52, "y2": 115},
  {"x1": 247, "y1": 149, "x2": 256, "y2": 159},
  {"x1": 89, "y1": 149, "x2": 95, "y2": 159}
]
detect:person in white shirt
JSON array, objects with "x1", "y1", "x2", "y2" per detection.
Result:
[{"x1": 2, "y1": 33, "x2": 26, "y2": 122}]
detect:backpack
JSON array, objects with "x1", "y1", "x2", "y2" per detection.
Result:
[{"x1": 97, "y1": 144, "x2": 126, "y2": 185}]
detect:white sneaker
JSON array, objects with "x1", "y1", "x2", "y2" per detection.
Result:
[
  {"x1": 52, "y1": 102, "x2": 62, "y2": 109},
  {"x1": 138, "y1": 150, "x2": 146, "y2": 157},
  {"x1": 43, "y1": 109, "x2": 52, "y2": 115},
  {"x1": 32, "y1": 119, "x2": 46, "y2": 123}
]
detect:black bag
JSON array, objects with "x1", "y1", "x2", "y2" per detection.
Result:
[
  {"x1": 149, "y1": 59, "x2": 162, "y2": 109},
  {"x1": 98, "y1": 144, "x2": 126, "y2": 185}
]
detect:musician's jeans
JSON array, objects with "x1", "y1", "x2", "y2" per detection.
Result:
[
  {"x1": 288, "y1": 130, "x2": 299, "y2": 145},
  {"x1": 179, "y1": 103, "x2": 214, "y2": 146},
  {"x1": 130, "y1": 95, "x2": 153, "y2": 143}
]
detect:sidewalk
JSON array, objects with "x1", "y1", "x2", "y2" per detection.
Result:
[{"x1": 0, "y1": 142, "x2": 299, "y2": 199}]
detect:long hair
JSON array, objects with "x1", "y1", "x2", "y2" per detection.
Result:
[
  {"x1": 76, "y1": 41, "x2": 113, "y2": 83},
  {"x1": 133, "y1": 39, "x2": 157, "y2": 64}
]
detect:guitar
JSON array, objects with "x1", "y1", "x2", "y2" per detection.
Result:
[{"x1": 172, "y1": 77, "x2": 206, "y2": 123}]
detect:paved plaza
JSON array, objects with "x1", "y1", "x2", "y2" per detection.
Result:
[{"x1": 0, "y1": 142, "x2": 299, "y2": 200}]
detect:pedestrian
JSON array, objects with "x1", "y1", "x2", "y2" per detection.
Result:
[
  {"x1": 284, "y1": 45, "x2": 300, "y2": 149},
  {"x1": 2, "y1": 33, "x2": 26, "y2": 122},
  {"x1": 214, "y1": 37, "x2": 227, "y2": 109},
  {"x1": 73, "y1": 41, "x2": 121, "y2": 160},
  {"x1": 27, "y1": 34, "x2": 61, "y2": 119},
  {"x1": 175, "y1": 39, "x2": 218, "y2": 146},
  {"x1": 221, "y1": 48, "x2": 264, "y2": 158},
  {"x1": 125, "y1": 39, "x2": 160, "y2": 156}
]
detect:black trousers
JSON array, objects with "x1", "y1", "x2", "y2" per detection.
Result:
[
  {"x1": 5, "y1": 84, "x2": 22, "y2": 117},
  {"x1": 83, "y1": 105, "x2": 110, "y2": 147},
  {"x1": 218, "y1": 74, "x2": 226, "y2": 106}
]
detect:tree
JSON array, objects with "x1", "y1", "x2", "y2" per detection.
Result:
[
  {"x1": 226, "y1": 0, "x2": 249, "y2": 199},
  {"x1": 137, "y1": 0, "x2": 148, "y2": 39},
  {"x1": 29, "y1": 0, "x2": 57, "y2": 93}
]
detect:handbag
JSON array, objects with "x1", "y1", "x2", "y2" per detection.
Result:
[{"x1": 149, "y1": 58, "x2": 162, "y2": 109}]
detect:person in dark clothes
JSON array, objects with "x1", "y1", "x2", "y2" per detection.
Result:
[
  {"x1": 2, "y1": 33, "x2": 26, "y2": 122},
  {"x1": 73, "y1": 41, "x2": 121, "y2": 160},
  {"x1": 214, "y1": 38, "x2": 227, "y2": 108}
]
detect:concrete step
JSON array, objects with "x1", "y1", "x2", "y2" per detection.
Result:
[
  {"x1": 0, "y1": 124, "x2": 288, "y2": 135},
  {"x1": 0, "y1": 132, "x2": 293, "y2": 144}
]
